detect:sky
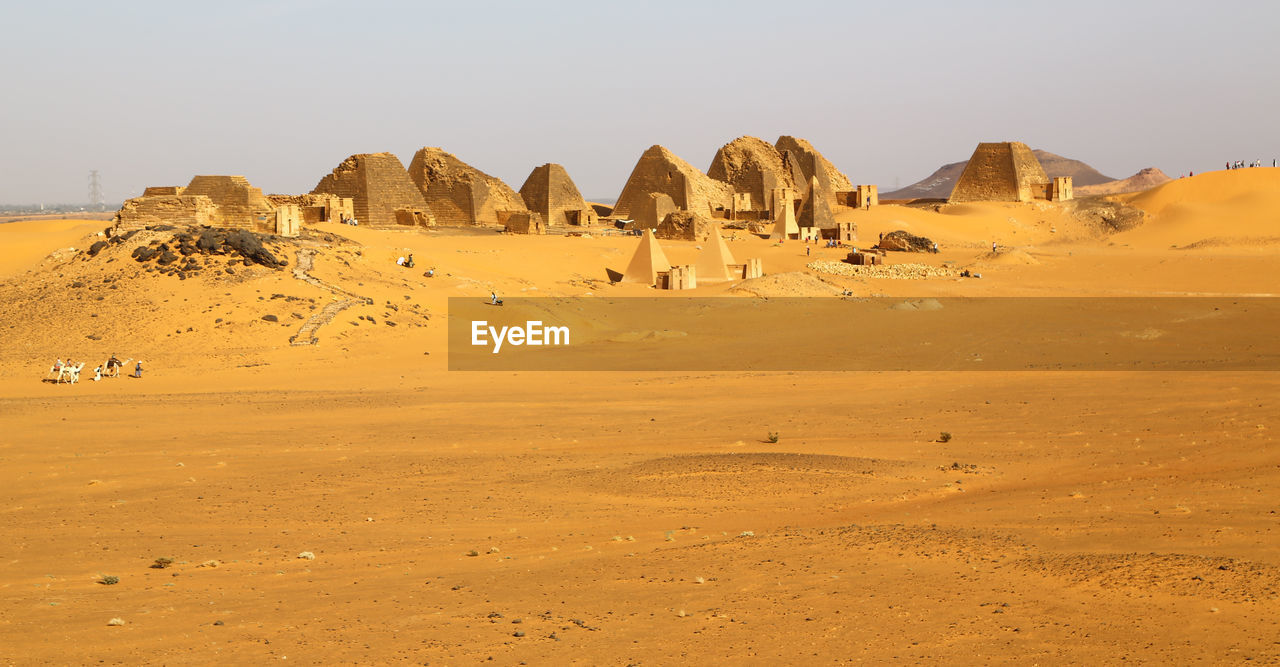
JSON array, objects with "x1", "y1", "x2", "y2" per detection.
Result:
[{"x1": 1, "y1": 0, "x2": 1277, "y2": 204}]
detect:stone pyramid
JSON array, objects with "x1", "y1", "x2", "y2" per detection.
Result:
[
  {"x1": 694, "y1": 223, "x2": 737, "y2": 283},
  {"x1": 775, "y1": 136, "x2": 854, "y2": 200},
  {"x1": 311, "y1": 153, "x2": 432, "y2": 228},
  {"x1": 770, "y1": 197, "x2": 799, "y2": 241},
  {"x1": 707, "y1": 136, "x2": 798, "y2": 214},
  {"x1": 796, "y1": 176, "x2": 835, "y2": 229},
  {"x1": 612, "y1": 145, "x2": 734, "y2": 219},
  {"x1": 621, "y1": 229, "x2": 671, "y2": 285},
  {"x1": 407, "y1": 147, "x2": 527, "y2": 226},
  {"x1": 948, "y1": 141, "x2": 1049, "y2": 203},
  {"x1": 518, "y1": 163, "x2": 598, "y2": 226}
]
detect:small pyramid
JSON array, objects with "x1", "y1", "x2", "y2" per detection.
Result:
[
  {"x1": 694, "y1": 224, "x2": 737, "y2": 283},
  {"x1": 797, "y1": 176, "x2": 835, "y2": 229},
  {"x1": 770, "y1": 197, "x2": 799, "y2": 241},
  {"x1": 621, "y1": 229, "x2": 672, "y2": 285}
]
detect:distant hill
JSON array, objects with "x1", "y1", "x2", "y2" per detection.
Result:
[
  {"x1": 1075, "y1": 168, "x2": 1172, "y2": 196},
  {"x1": 884, "y1": 150, "x2": 1117, "y2": 200}
]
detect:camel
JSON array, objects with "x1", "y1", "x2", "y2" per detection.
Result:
[
  {"x1": 104, "y1": 357, "x2": 131, "y2": 378},
  {"x1": 57, "y1": 362, "x2": 85, "y2": 384}
]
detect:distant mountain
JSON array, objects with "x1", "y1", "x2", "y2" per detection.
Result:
[
  {"x1": 1075, "y1": 168, "x2": 1172, "y2": 196},
  {"x1": 884, "y1": 149, "x2": 1117, "y2": 200}
]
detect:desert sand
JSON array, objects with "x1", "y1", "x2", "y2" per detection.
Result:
[{"x1": 1, "y1": 170, "x2": 1278, "y2": 663}]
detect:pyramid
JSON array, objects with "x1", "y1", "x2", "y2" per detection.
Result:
[
  {"x1": 182, "y1": 175, "x2": 275, "y2": 231},
  {"x1": 312, "y1": 153, "x2": 432, "y2": 228},
  {"x1": 633, "y1": 192, "x2": 676, "y2": 230},
  {"x1": 770, "y1": 197, "x2": 799, "y2": 241},
  {"x1": 612, "y1": 145, "x2": 734, "y2": 219},
  {"x1": 796, "y1": 176, "x2": 835, "y2": 229},
  {"x1": 949, "y1": 142, "x2": 1048, "y2": 203},
  {"x1": 707, "y1": 136, "x2": 798, "y2": 214},
  {"x1": 621, "y1": 229, "x2": 671, "y2": 285},
  {"x1": 775, "y1": 136, "x2": 854, "y2": 197},
  {"x1": 407, "y1": 147, "x2": 526, "y2": 226},
  {"x1": 694, "y1": 223, "x2": 737, "y2": 283},
  {"x1": 518, "y1": 163, "x2": 598, "y2": 226}
]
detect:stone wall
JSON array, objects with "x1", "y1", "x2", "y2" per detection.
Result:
[
  {"x1": 268, "y1": 193, "x2": 354, "y2": 224},
  {"x1": 518, "y1": 163, "x2": 597, "y2": 226},
  {"x1": 113, "y1": 195, "x2": 217, "y2": 231},
  {"x1": 312, "y1": 153, "x2": 432, "y2": 228},
  {"x1": 612, "y1": 145, "x2": 734, "y2": 219},
  {"x1": 407, "y1": 147, "x2": 526, "y2": 226}
]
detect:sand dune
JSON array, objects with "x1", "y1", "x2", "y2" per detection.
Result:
[{"x1": 1113, "y1": 168, "x2": 1280, "y2": 248}]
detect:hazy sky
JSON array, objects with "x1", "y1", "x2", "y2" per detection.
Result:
[{"x1": 2, "y1": 0, "x2": 1277, "y2": 204}]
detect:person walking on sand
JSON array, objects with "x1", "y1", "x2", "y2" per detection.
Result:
[
  {"x1": 992, "y1": 241, "x2": 997, "y2": 253},
  {"x1": 133, "y1": 361, "x2": 143, "y2": 378}
]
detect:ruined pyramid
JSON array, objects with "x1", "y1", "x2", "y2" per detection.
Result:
[
  {"x1": 407, "y1": 147, "x2": 527, "y2": 226},
  {"x1": 311, "y1": 153, "x2": 433, "y2": 228},
  {"x1": 707, "y1": 136, "x2": 798, "y2": 214},
  {"x1": 775, "y1": 136, "x2": 854, "y2": 201},
  {"x1": 612, "y1": 145, "x2": 734, "y2": 219}
]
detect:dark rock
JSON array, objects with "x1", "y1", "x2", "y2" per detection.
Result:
[
  {"x1": 261, "y1": 314, "x2": 278, "y2": 322},
  {"x1": 876, "y1": 230, "x2": 935, "y2": 252},
  {"x1": 88, "y1": 240, "x2": 108, "y2": 256}
]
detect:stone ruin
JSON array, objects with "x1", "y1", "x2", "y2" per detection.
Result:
[
  {"x1": 311, "y1": 153, "x2": 434, "y2": 228},
  {"x1": 115, "y1": 176, "x2": 281, "y2": 233},
  {"x1": 631, "y1": 193, "x2": 677, "y2": 231},
  {"x1": 775, "y1": 136, "x2": 854, "y2": 201},
  {"x1": 876, "y1": 230, "x2": 936, "y2": 252},
  {"x1": 611, "y1": 145, "x2": 734, "y2": 219},
  {"x1": 407, "y1": 147, "x2": 526, "y2": 226},
  {"x1": 502, "y1": 211, "x2": 546, "y2": 235},
  {"x1": 796, "y1": 176, "x2": 835, "y2": 230},
  {"x1": 518, "y1": 163, "x2": 598, "y2": 227},
  {"x1": 114, "y1": 187, "x2": 217, "y2": 231},
  {"x1": 948, "y1": 142, "x2": 1050, "y2": 203},
  {"x1": 267, "y1": 193, "x2": 354, "y2": 226},
  {"x1": 707, "y1": 136, "x2": 799, "y2": 220},
  {"x1": 655, "y1": 210, "x2": 715, "y2": 242}
]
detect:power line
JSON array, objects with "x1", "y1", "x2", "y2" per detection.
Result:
[{"x1": 88, "y1": 170, "x2": 104, "y2": 210}]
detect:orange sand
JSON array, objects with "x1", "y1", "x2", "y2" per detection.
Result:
[{"x1": 1, "y1": 170, "x2": 1277, "y2": 663}]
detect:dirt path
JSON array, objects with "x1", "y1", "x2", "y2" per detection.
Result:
[{"x1": 289, "y1": 247, "x2": 371, "y2": 346}]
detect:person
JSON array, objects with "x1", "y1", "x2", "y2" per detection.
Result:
[
  {"x1": 806, "y1": 245, "x2": 810, "y2": 256},
  {"x1": 405, "y1": 254, "x2": 414, "y2": 269},
  {"x1": 397, "y1": 256, "x2": 406, "y2": 266},
  {"x1": 932, "y1": 242, "x2": 939, "y2": 253},
  {"x1": 490, "y1": 292, "x2": 503, "y2": 306},
  {"x1": 133, "y1": 361, "x2": 143, "y2": 378},
  {"x1": 92, "y1": 366, "x2": 102, "y2": 382},
  {"x1": 992, "y1": 241, "x2": 997, "y2": 253}
]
